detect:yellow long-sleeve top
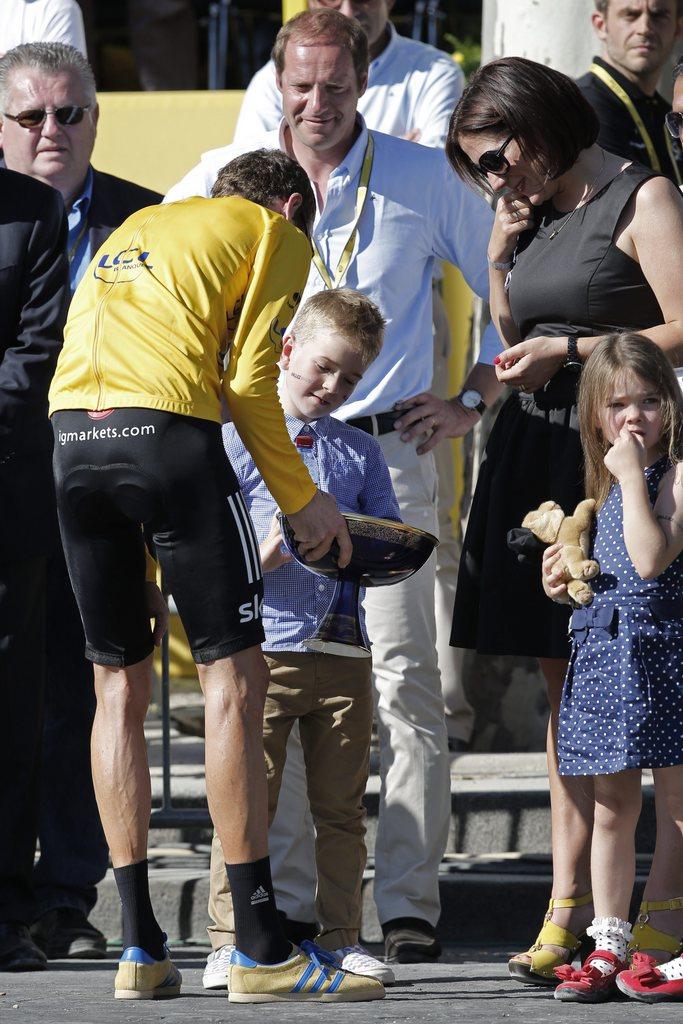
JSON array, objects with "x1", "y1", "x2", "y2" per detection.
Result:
[{"x1": 49, "y1": 195, "x2": 316, "y2": 514}]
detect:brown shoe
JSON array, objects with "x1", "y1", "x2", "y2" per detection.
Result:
[{"x1": 382, "y1": 918, "x2": 441, "y2": 964}]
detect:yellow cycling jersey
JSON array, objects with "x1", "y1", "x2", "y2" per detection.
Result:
[{"x1": 49, "y1": 195, "x2": 315, "y2": 514}]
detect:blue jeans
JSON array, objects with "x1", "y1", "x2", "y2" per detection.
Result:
[{"x1": 32, "y1": 550, "x2": 108, "y2": 919}]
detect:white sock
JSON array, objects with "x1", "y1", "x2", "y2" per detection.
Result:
[
  {"x1": 656, "y1": 956, "x2": 683, "y2": 981},
  {"x1": 585, "y1": 917, "x2": 632, "y2": 975}
]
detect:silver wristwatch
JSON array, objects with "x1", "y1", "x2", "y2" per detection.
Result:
[{"x1": 457, "y1": 389, "x2": 486, "y2": 416}]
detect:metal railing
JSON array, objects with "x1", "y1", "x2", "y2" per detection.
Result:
[
  {"x1": 411, "y1": 0, "x2": 445, "y2": 47},
  {"x1": 149, "y1": 615, "x2": 211, "y2": 829},
  {"x1": 207, "y1": 0, "x2": 231, "y2": 90}
]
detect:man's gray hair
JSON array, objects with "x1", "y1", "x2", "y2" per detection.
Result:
[{"x1": 0, "y1": 42, "x2": 96, "y2": 113}]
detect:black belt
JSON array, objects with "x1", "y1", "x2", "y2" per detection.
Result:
[{"x1": 346, "y1": 411, "x2": 401, "y2": 436}]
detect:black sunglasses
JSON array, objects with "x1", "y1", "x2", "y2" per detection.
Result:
[
  {"x1": 666, "y1": 110, "x2": 683, "y2": 140},
  {"x1": 477, "y1": 133, "x2": 515, "y2": 176},
  {"x1": 3, "y1": 104, "x2": 92, "y2": 129}
]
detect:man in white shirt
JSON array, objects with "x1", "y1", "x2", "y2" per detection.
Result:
[
  {"x1": 233, "y1": 0, "x2": 475, "y2": 761},
  {"x1": 0, "y1": 0, "x2": 86, "y2": 56},
  {"x1": 167, "y1": 9, "x2": 500, "y2": 965},
  {"x1": 233, "y1": 0, "x2": 463, "y2": 148}
]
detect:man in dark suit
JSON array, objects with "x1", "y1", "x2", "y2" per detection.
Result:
[
  {"x1": 0, "y1": 168, "x2": 69, "y2": 971},
  {"x1": 0, "y1": 40, "x2": 161, "y2": 964}
]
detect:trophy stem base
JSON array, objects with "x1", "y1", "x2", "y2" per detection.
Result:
[
  {"x1": 303, "y1": 637, "x2": 371, "y2": 659},
  {"x1": 303, "y1": 578, "x2": 370, "y2": 659}
]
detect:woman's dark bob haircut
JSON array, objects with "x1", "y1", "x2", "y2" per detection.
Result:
[{"x1": 446, "y1": 56, "x2": 600, "y2": 194}]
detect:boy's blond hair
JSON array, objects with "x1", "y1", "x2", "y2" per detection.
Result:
[{"x1": 292, "y1": 289, "x2": 385, "y2": 368}]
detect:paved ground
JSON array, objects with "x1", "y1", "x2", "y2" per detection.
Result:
[{"x1": 2, "y1": 947, "x2": 682, "y2": 1023}]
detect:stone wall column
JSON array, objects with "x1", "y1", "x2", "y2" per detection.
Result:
[{"x1": 482, "y1": 0, "x2": 597, "y2": 76}]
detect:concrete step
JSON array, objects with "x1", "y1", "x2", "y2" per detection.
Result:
[
  {"x1": 91, "y1": 844, "x2": 655, "y2": 948},
  {"x1": 145, "y1": 725, "x2": 659, "y2": 855}
]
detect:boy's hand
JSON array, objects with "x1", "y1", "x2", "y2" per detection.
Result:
[
  {"x1": 260, "y1": 514, "x2": 293, "y2": 573},
  {"x1": 604, "y1": 426, "x2": 647, "y2": 482},
  {"x1": 542, "y1": 543, "x2": 570, "y2": 604}
]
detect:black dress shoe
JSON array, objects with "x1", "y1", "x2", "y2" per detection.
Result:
[
  {"x1": 0, "y1": 923, "x2": 47, "y2": 971},
  {"x1": 382, "y1": 917, "x2": 442, "y2": 964},
  {"x1": 30, "y1": 908, "x2": 106, "y2": 960}
]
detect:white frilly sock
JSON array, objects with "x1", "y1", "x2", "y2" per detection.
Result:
[
  {"x1": 656, "y1": 955, "x2": 683, "y2": 980},
  {"x1": 586, "y1": 917, "x2": 632, "y2": 975}
]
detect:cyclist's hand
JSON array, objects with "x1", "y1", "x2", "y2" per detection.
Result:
[{"x1": 286, "y1": 490, "x2": 353, "y2": 568}]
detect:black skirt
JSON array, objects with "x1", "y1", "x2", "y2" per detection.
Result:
[{"x1": 451, "y1": 371, "x2": 584, "y2": 660}]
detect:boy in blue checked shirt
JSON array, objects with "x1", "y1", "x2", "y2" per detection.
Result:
[{"x1": 207, "y1": 289, "x2": 400, "y2": 993}]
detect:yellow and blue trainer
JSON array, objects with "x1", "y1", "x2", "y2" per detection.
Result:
[
  {"x1": 114, "y1": 942, "x2": 182, "y2": 1000},
  {"x1": 228, "y1": 940, "x2": 385, "y2": 1003}
]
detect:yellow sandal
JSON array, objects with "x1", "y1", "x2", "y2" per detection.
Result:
[
  {"x1": 628, "y1": 898, "x2": 683, "y2": 964},
  {"x1": 508, "y1": 891, "x2": 593, "y2": 986}
]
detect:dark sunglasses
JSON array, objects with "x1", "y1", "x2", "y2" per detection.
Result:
[
  {"x1": 666, "y1": 110, "x2": 683, "y2": 140},
  {"x1": 477, "y1": 133, "x2": 515, "y2": 176},
  {"x1": 3, "y1": 104, "x2": 92, "y2": 129}
]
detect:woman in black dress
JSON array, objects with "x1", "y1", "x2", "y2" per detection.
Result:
[{"x1": 446, "y1": 57, "x2": 683, "y2": 981}]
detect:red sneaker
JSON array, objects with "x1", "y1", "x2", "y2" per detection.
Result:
[
  {"x1": 554, "y1": 949, "x2": 626, "y2": 1002},
  {"x1": 617, "y1": 952, "x2": 683, "y2": 1003}
]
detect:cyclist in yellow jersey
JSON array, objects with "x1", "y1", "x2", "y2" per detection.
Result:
[{"x1": 49, "y1": 150, "x2": 358, "y2": 1002}]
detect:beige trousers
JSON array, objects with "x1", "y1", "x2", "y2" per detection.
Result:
[
  {"x1": 431, "y1": 288, "x2": 475, "y2": 743},
  {"x1": 208, "y1": 650, "x2": 373, "y2": 951}
]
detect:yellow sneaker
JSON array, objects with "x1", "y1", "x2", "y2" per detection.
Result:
[
  {"x1": 114, "y1": 943, "x2": 182, "y2": 1000},
  {"x1": 228, "y1": 941, "x2": 385, "y2": 1003}
]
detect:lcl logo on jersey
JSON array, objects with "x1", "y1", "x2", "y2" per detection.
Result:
[
  {"x1": 94, "y1": 248, "x2": 153, "y2": 284},
  {"x1": 239, "y1": 594, "x2": 263, "y2": 623},
  {"x1": 269, "y1": 292, "x2": 302, "y2": 350}
]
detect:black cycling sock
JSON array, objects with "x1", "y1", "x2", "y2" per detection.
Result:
[
  {"x1": 113, "y1": 859, "x2": 165, "y2": 960},
  {"x1": 226, "y1": 856, "x2": 292, "y2": 964}
]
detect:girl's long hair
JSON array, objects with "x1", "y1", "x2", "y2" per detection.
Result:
[{"x1": 578, "y1": 333, "x2": 683, "y2": 507}]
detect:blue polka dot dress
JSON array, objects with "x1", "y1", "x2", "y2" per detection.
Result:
[{"x1": 558, "y1": 457, "x2": 683, "y2": 776}]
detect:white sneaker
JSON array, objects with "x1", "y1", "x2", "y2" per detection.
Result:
[
  {"x1": 332, "y1": 944, "x2": 395, "y2": 985},
  {"x1": 202, "y1": 944, "x2": 235, "y2": 989}
]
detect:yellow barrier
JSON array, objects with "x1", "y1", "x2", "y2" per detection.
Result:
[
  {"x1": 282, "y1": 0, "x2": 307, "y2": 17},
  {"x1": 92, "y1": 90, "x2": 245, "y2": 195},
  {"x1": 442, "y1": 265, "x2": 474, "y2": 511}
]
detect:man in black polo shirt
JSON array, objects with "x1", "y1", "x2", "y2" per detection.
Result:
[{"x1": 577, "y1": 0, "x2": 683, "y2": 184}]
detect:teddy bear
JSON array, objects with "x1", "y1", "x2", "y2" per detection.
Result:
[{"x1": 521, "y1": 498, "x2": 600, "y2": 606}]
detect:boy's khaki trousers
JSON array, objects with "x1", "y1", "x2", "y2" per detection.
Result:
[{"x1": 208, "y1": 649, "x2": 373, "y2": 951}]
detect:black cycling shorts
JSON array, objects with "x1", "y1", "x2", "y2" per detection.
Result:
[{"x1": 52, "y1": 409, "x2": 264, "y2": 667}]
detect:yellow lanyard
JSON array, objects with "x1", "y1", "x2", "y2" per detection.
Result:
[
  {"x1": 311, "y1": 133, "x2": 374, "y2": 290},
  {"x1": 590, "y1": 62, "x2": 683, "y2": 186},
  {"x1": 68, "y1": 219, "x2": 89, "y2": 265}
]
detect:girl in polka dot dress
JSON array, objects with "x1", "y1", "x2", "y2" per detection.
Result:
[{"x1": 542, "y1": 333, "x2": 683, "y2": 1004}]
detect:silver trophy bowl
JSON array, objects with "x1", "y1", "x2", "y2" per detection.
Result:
[{"x1": 279, "y1": 512, "x2": 438, "y2": 658}]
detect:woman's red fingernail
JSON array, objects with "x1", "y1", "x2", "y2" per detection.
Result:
[{"x1": 493, "y1": 355, "x2": 501, "y2": 365}]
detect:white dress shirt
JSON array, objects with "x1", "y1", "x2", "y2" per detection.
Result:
[
  {"x1": 165, "y1": 120, "x2": 501, "y2": 416},
  {"x1": 234, "y1": 23, "x2": 463, "y2": 149},
  {"x1": 0, "y1": 0, "x2": 86, "y2": 54}
]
